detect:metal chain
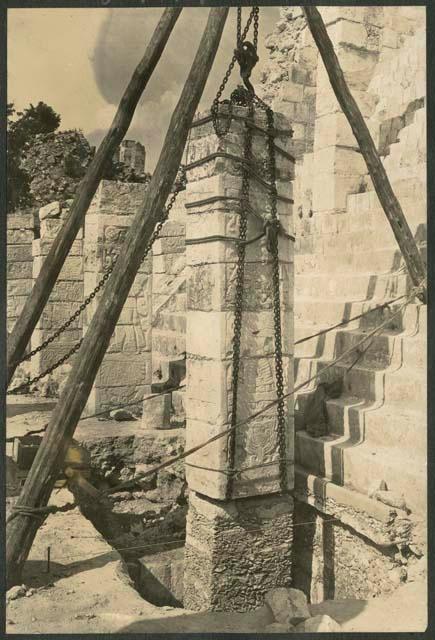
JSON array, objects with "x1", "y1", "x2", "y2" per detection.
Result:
[
  {"x1": 226, "y1": 97, "x2": 255, "y2": 499},
  {"x1": 8, "y1": 338, "x2": 84, "y2": 395},
  {"x1": 211, "y1": 6, "x2": 259, "y2": 137},
  {"x1": 8, "y1": 168, "x2": 187, "y2": 394},
  {"x1": 264, "y1": 104, "x2": 288, "y2": 493}
]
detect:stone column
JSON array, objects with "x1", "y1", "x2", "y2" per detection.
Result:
[
  {"x1": 31, "y1": 201, "x2": 84, "y2": 378},
  {"x1": 83, "y1": 180, "x2": 152, "y2": 416},
  {"x1": 183, "y1": 107, "x2": 295, "y2": 611},
  {"x1": 141, "y1": 189, "x2": 187, "y2": 430}
]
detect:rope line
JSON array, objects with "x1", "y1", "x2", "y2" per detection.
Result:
[
  {"x1": 6, "y1": 501, "x2": 76, "y2": 525},
  {"x1": 29, "y1": 516, "x2": 339, "y2": 564}
]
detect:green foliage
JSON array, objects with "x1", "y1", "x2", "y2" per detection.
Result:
[{"x1": 7, "y1": 101, "x2": 61, "y2": 212}]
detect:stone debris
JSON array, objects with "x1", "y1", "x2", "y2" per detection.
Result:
[
  {"x1": 7, "y1": 585, "x2": 27, "y2": 602},
  {"x1": 296, "y1": 614, "x2": 342, "y2": 632},
  {"x1": 109, "y1": 409, "x2": 138, "y2": 422},
  {"x1": 372, "y1": 489, "x2": 409, "y2": 512},
  {"x1": 264, "y1": 587, "x2": 310, "y2": 625}
]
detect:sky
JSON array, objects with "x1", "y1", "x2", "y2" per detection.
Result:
[{"x1": 8, "y1": 7, "x2": 280, "y2": 171}]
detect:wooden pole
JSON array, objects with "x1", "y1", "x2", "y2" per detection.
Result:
[
  {"x1": 303, "y1": 6, "x2": 427, "y2": 303},
  {"x1": 6, "y1": 7, "x2": 182, "y2": 386},
  {"x1": 6, "y1": 6, "x2": 229, "y2": 589}
]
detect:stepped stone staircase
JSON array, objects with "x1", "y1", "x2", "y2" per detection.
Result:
[{"x1": 294, "y1": 104, "x2": 427, "y2": 515}]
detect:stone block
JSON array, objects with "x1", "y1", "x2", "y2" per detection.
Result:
[
  {"x1": 40, "y1": 218, "x2": 62, "y2": 239},
  {"x1": 7, "y1": 260, "x2": 33, "y2": 279},
  {"x1": 265, "y1": 587, "x2": 310, "y2": 624},
  {"x1": 7, "y1": 213, "x2": 34, "y2": 230},
  {"x1": 7, "y1": 228, "x2": 34, "y2": 244},
  {"x1": 141, "y1": 392, "x2": 172, "y2": 430},
  {"x1": 312, "y1": 173, "x2": 362, "y2": 213},
  {"x1": 313, "y1": 147, "x2": 367, "y2": 177},
  {"x1": 85, "y1": 383, "x2": 148, "y2": 416},
  {"x1": 48, "y1": 281, "x2": 83, "y2": 302},
  {"x1": 7, "y1": 278, "x2": 32, "y2": 297},
  {"x1": 7, "y1": 244, "x2": 33, "y2": 262},
  {"x1": 184, "y1": 491, "x2": 294, "y2": 611},
  {"x1": 39, "y1": 201, "x2": 61, "y2": 220},
  {"x1": 314, "y1": 113, "x2": 357, "y2": 150},
  {"x1": 138, "y1": 547, "x2": 184, "y2": 607},
  {"x1": 89, "y1": 180, "x2": 148, "y2": 217}
]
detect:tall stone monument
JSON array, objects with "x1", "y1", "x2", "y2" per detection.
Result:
[{"x1": 183, "y1": 107, "x2": 295, "y2": 611}]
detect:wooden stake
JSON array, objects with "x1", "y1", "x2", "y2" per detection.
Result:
[
  {"x1": 303, "y1": 6, "x2": 427, "y2": 302},
  {"x1": 7, "y1": 7, "x2": 182, "y2": 386},
  {"x1": 6, "y1": 6, "x2": 229, "y2": 589}
]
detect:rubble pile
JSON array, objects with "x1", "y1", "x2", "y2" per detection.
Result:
[
  {"x1": 21, "y1": 130, "x2": 93, "y2": 206},
  {"x1": 20, "y1": 130, "x2": 151, "y2": 208}
]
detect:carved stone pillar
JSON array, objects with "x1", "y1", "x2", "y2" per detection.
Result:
[{"x1": 183, "y1": 107, "x2": 295, "y2": 611}]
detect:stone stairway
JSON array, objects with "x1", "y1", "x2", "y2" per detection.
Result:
[{"x1": 293, "y1": 104, "x2": 427, "y2": 515}]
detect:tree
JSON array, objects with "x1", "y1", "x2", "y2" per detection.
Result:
[{"x1": 7, "y1": 102, "x2": 61, "y2": 212}]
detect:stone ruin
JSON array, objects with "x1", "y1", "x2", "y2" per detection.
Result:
[{"x1": 7, "y1": 6, "x2": 427, "y2": 613}]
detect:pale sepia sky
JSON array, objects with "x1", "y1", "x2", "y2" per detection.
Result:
[{"x1": 8, "y1": 7, "x2": 280, "y2": 170}]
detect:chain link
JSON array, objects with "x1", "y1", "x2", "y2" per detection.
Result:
[
  {"x1": 226, "y1": 97, "x2": 254, "y2": 499},
  {"x1": 8, "y1": 168, "x2": 187, "y2": 394}
]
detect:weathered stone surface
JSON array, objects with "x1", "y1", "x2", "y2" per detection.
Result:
[
  {"x1": 110, "y1": 409, "x2": 138, "y2": 422},
  {"x1": 7, "y1": 586, "x2": 27, "y2": 602},
  {"x1": 184, "y1": 491, "x2": 294, "y2": 612},
  {"x1": 265, "y1": 587, "x2": 310, "y2": 625},
  {"x1": 39, "y1": 201, "x2": 61, "y2": 220},
  {"x1": 141, "y1": 392, "x2": 172, "y2": 430},
  {"x1": 296, "y1": 614, "x2": 341, "y2": 632}
]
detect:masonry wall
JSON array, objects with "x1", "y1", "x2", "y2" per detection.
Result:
[
  {"x1": 31, "y1": 201, "x2": 84, "y2": 376},
  {"x1": 7, "y1": 212, "x2": 35, "y2": 335}
]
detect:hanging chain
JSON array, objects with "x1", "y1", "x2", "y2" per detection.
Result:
[
  {"x1": 8, "y1": 168, "x2": 187, "y2": 394},
  {"x1": 226, "y1": 98, "x2": 255, "y2": 499},
  {"x1": 264, "y1": 104, "x2": 288, "y2": 493}
]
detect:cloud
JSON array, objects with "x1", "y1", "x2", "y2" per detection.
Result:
[{"x1": 88, "y1": 7, "x2": 280, "y2": 170}]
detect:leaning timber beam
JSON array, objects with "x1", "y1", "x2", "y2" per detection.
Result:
[
  {"x1": 6, "y1": 6, "x2": 229, "y2": 589},
  {"x1": 6, "y1": 7, "x2": 182, "y2": 386},
  {"x1": 303, "y1": 6, "x2": 427, "y2": 303}
]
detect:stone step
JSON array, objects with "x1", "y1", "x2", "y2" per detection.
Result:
[
  {"x1": 295, "y1": 359, "x2": 383, "y2": 402},
  {"x1": 296, "y1": 390, "x2": 426, "y2": 449},
  {"x1": 294, "y1": 299, "x2": 421, "y2": 341},
  {"x1": 295, "y1": 244, "x2": 426, "y2": 275},
  {"x1": 346, "y1": 176, "x2": 426, "y2": 218},
  {"x1": 336, "y1": 329, "x2": 398, "y2": 368},
  {"x1": 383, "y1": 367, "x2": 426, "y2": 411},
  {"x1": 358, "y1": 405, "x2": 426, "y2": 451},
  {"x1": 339, "y1": 441, "x2": 427, "y2": 515},
  {"x1": 295, "y1": 431, "x2": 426, "y2": 514},
  {"x1": 295, "y1": 271, "x2": 411, "y2": 301}
]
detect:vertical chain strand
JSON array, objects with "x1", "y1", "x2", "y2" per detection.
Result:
[{"x1": 226, "y1": 97, "x2": 254, "y2": 499}]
